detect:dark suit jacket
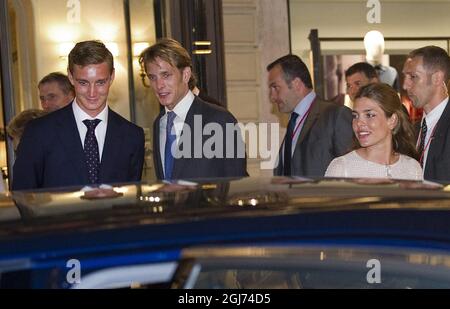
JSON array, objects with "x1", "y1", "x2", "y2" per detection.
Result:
[
  {"x1": 153, "y1": 97, "x2": 247, "y2": 180},
  {"x1": 12, "y1": 103, "x2": 145, "y2": 190},
  {"x1": 274, "y1": 98, "x2": 353, "y2": 177},
  {"x1": 418, "y1": 101, "x2": 450, "y2": 183},
  {"x1": 197, "y1": 91, "x2": 223, "y2": 108}
]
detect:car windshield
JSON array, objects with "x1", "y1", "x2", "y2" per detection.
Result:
[{"x1": 175, "y1": 246, "x2": 450, "y2": 289}]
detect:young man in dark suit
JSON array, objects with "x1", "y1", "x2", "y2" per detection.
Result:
[
  {"x1": 403, "y1": 46, "x2": 450, "y2": 183},
  {"x1": 12, "y1": 40, "x2": 145, "y2": 190},
  {"x1": 139, "y1": 38, "x2": 247, "y2": 180},
  {"x1": 268, "y1": 54, "x2": 353, "y2": 177}
]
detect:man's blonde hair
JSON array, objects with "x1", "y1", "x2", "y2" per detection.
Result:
[{"x1": 139, "y1": 38, "x2": 195, "y2": 87}]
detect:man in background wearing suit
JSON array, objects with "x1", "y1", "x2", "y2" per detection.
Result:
[
  {"x1": 268, "y1": 54, "x2": 353, "y2": 177},
  {"x1": 345, "y1": 62, "x2": 379, "y2": 103},
  {"x1": 139, "y1": 38, "x2": 247, "y2": 180},
  {"x1": 403, "y1": 45, "x2": 450, "y2": 183},
  {"x1": 12, "y1": 40, "x2": 145, "y2": 190},
  {"x1": 38, "y1": 72, "x2": 75, "y2": 112}
]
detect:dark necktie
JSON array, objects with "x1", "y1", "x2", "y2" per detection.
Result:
[
  {"x1": 164, "y1": 111, "x2": 177, "y2": 180},
  {"x1": 83, "y1": 119, "x2": 101, "y2": 184},
  {"x1": 283, "y1": 112, "x2": 299, "y2": 176},
  {"x1": 418, "y1": 118, "x2": 428, "y2": 167}
]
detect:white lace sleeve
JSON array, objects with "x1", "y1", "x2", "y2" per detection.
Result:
[{"x1": 325, "y1": 157, "x2": 346, "y2": 177}]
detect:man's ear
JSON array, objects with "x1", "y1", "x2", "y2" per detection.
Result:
[
  {"x1": 182, "y1": 67, "x2": 192, "y2": 83},
  {"x1": 432, "y1": 70, "x2": 445, "y2": 86},
  {"x1": 67, "y1": 69, "x2": 75, "y2": 85},
  {"x1": 291, "y1": 77, "x2": 304, "y2": 92},
  {"x1": 109, "y1": 68, "x2": 115, "y2": 84}
]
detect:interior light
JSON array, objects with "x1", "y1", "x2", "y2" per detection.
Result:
[
  {"x1": 105, "y1": 42, "x2": 119, "y2": 57},
  {"x1": 133, "y1": 42, "x2": 150, "y2": 57},
  {"x1": 58, "y1": 42, "x2": 75, "y2": 58},
  {"x1": 194, "y1": 41, "x2": 211, "y2": 46},
  {"x1": 193, "y1": 49, "x2": 212, "y2": 55}
]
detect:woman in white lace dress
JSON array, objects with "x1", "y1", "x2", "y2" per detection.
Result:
[{"x1": 325, "y1": 83, "x2": 422, "y2": 180}]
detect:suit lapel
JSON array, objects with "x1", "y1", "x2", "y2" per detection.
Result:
[
  {"x1": 153, "y1": 111, "x2": 164, "y2": 179},
  {"x1": 425, "y1": 101, "x2": 450, "y2": 174},
  {"x1": 56, "y1": 103, "x2": 88, "y2": 183},
  {"x1": 99, "y1": 109, "x2": 123, "y2": 181},
  {"x1": 295, "y1": 98, "x2": 320, "y2": 147},
  {"x1": 275, "y1": 98, "x2": 319, "y2": 176},
  {"x1": 172, "y1": 98, "x2": 200, "y2": 179}
]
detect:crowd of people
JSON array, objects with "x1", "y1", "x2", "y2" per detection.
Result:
[{"x1": 7, "y1": 38, "x2": 450, "y2": 191}]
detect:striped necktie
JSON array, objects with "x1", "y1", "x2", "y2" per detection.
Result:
[{"x1": 417, "y1": 118, "x2": 427, "y2": 167}]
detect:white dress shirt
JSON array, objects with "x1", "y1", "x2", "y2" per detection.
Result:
[
  {"x1": 159, "y1": 91, "x2": 195, "y2": 175},
  {"x1": 72, "y1": 100, "x2": 108, "y2": 162},
  {"x1": 420, "y1": 97, "x2": 448, "y2": 170}
]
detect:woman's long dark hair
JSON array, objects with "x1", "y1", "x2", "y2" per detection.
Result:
[{"x1": 354, "y1": 83, "x2": 418, "y2": 159}]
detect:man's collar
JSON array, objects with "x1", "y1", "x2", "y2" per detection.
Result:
[
  {"x1": 164, "y1": 91, "x2": 195, "y2": 116},
  {"x1": 72, "y1": 99, "x2": 108, "y2": 122},
  {"x1": 293, "y1": 91, "x2": 316, "y2": 115}
]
